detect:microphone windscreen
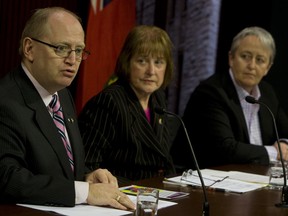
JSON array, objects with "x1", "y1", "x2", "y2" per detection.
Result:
[
  {"x1": 154, "y1": 107, "x2": 165, "y2": 114},
  {"x1": 245, "y1": 96, "x2": 257, "y2": 104}
]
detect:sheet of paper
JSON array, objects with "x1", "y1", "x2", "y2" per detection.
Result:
[
  {"x1": 227, "y1": 171, "x2": 269, "y2": 184},
  {"x1": 200, "y1": 169, "x2": 230, "y2": 177},
  {"x1": 18, "y1": 195, "x2": 177, "y2": 216},
  {"x1": 166, "y1": 168, "x2": 269, "y2": 194},
  {"x1": 209, "y1": 178, "x2": 266, "y2": 193},
  {"x1": 200, "y1": 169, "x2": 269, "y2": 184}
]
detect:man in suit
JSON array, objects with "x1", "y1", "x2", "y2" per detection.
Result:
[
  {"x1": 0, "y1": 7, "x2": 134, "y2": 210},
  {"x1": 172, "y1": 26, "x2": 288, "y2": 169}
]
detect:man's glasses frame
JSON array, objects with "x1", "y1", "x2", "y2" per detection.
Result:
[{"x1": 31, "y1": 38, "x2": 90, "y2": 61}]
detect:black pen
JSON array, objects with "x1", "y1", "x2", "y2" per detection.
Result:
[
  {"x1": 207, "y1": 187, "x2": 229, "y2": 193},
  {"x1": 207, "y1": 187, "x2": 242, "y2": 194},
  {"x1": 163, "y1": 178, "x2": 188, "y2": 187}
]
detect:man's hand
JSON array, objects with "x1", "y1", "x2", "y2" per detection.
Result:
[
  {"x1": 85, "y1": 168, "x2": 135, "y2": 210},
  {"x1": 274, "y1": 142, "x2": 288, "y2": 161},
  {"x1": 87, "y1": 183, "x2": 135, "y2": 210},
  {"x1": 85, "y1": 168, "x2": 118, "y2": 187}
]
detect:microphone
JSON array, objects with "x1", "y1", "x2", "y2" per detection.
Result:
[
  {"x1": 245, "y1": 95, "x2": 288, "y2": 208},
  {"x1": 155, "y1": 107, "x2": 210, "y2": 216}
]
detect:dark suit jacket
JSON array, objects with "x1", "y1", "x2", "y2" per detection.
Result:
[
  {"x1": 78, "y1": 79, "x2": 175, "y2": 181},
  {"x1": 172, "y1": 72, "x2": 288, "y2": 169},
  {"x1": 0, "y1": 66, "x2": 86, "y2": 206}
]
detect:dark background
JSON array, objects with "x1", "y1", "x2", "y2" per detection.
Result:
[
  {"x1": 216, "y1": 0, "x2": 288, "y2": 116},
  {"x1": 1, "y1": 0, "x2": 288, "y2": 113}
]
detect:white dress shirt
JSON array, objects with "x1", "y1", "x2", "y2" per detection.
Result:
[{"x1": 229, "y1": 70, "x2": 277, "y2": 161}]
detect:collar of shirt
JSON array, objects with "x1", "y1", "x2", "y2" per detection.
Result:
[
  {"x1": 21, "y1": 62, "x2": 56, "y2": 106},
  {"x1": 229, "y1": 69, "x2": 261, "y2": 103}
]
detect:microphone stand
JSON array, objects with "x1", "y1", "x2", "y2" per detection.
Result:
[
  {"x1": 245, "y1": 96, "x2": 288, "y2": 207},
  {"x1": 155, "y1": 107, "x2": 209, "y2": 216}
]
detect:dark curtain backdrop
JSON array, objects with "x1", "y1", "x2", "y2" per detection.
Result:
[
  {"x1": 1, "y1": 0, "x2": 288, "y2": 113},
  {"x1": 0, "y1": 0, "x2": 87, "y2": 79}
]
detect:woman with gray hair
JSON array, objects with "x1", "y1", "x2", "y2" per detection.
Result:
[{"x1": 173, "y1": 26, "x2": 288, "y2": 169}]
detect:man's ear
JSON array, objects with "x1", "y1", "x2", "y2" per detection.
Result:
[{"x1": 22, "y1": 38, "x2": 34, "y2": 62}]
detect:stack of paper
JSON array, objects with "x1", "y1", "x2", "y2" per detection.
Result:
[{"x1": 165, "y1": 169, "x2": 269, "y2": 194}]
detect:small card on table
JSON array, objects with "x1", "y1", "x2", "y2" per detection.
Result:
[{"x1": 120, "y1": 185, "x2": 189, "y2": 200}]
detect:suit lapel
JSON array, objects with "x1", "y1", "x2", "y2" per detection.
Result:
[
  {"x1": 126, "y1": 89, "x2": 169, "y2": 158},
  {"x1": 258, "y1": 93, "x2": 274, "y2": 144},
  {"x1": 15, "y1": 68, "x2": 74, "y2": 179},
  {"x1": 222, "y1": 73, "x2": 250, "y2": 141},
  {"x1": 58, "y1": 90, "x2": 85, "y2": 179}
]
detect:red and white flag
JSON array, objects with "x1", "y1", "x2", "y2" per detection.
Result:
[{"x1": 75, "y1": 0, "x2": 136, "y2": 113}]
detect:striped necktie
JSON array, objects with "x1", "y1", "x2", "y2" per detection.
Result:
[{"x1": 49, "y1": 94, "x2": 74, "y2": 171}]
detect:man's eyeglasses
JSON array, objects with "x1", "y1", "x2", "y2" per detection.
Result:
[{"x1": 31, "y1": 38, "x2": 90, "y2": 61}]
